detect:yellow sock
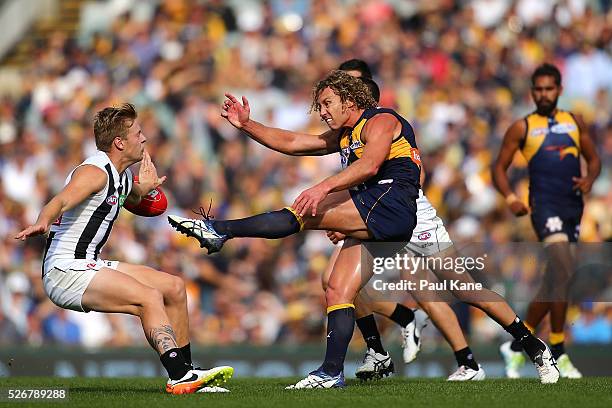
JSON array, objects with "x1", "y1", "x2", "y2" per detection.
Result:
[
  {"x1": 550, "y1": 332, "x2": 565, "y2": 345},
  {"x1": 327, "y1": 303, "x2": 355, "y2": 314},
  {"x1": 284, "y1": 207, "x2": 304, "y2": 231}
]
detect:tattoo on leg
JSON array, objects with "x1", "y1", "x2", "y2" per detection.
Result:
[{"x1": 149, "y1": 324, "x2": 178, "y2": 353}]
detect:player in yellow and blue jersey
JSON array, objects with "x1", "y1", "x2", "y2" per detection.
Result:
[{"x1": 493, "y1": 63, "x2": 601, "y2": 379}]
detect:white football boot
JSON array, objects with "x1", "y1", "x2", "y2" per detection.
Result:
[
  {"x1": 355, "y1": 348, "x2": 395, "y2": 380},
  {"x1": 401, "y1": 309, "x2": 429, "y2": 363},
  {"x1": 447, "y1": 364, "x2": 486, "y2": 381}
]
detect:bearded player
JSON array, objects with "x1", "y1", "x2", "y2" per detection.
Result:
[{"x1": 493, "y1": 63, "x2": 600, "y2": 379}]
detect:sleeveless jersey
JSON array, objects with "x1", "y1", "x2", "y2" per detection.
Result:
[
  {"x1": 520, "y1": 110, "x2": 582, "y2": 205},
  {"x1": 43, "y1": 151, "x2": 133, "y2": 269},
  {"x1": 339, "y1": 107, "x2": 421, "y2": 191}
]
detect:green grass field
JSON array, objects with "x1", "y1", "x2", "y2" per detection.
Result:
[{"x1": 1, "y1": 377, "x2": 611, "y2": 408}]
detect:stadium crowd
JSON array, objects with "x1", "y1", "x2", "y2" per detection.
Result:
[{"x1": 0, "y1": 0, "x2": 611, "y2": 349}]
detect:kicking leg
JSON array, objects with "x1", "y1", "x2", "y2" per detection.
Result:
[{"x1": 168, "y1": 191, "x2": 373, "y2": 253}]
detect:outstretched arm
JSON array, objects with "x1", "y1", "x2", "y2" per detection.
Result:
[
  {"x1": 491, "y1": 119, "x2": 529, "y2": 216},
  {"x1": 221, "y1": 93, "x2": 340, "y2": 156},
  {"x1": 15, "y1": 165, "x2": 107, "y2": 240}
]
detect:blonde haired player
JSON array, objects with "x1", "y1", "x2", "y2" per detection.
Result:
[{"x1": 16, "y1": 103, "x2": 233, "y2": 394}]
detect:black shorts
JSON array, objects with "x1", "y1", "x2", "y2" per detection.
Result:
[
  {"x1": 530, "y1": 200, "x2": 583, "y2": 242},
  {"x1": 349, "y1": 183, "x2": 417, "y2": 241}
]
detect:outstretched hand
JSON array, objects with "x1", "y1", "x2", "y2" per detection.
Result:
[
  {"x1": 139, "y1": 150, "x2": 166, "y2": 192},
  {"x1": 15, "y1": 223, "x2": 48, "y2": 241},
  {"x1": 221, "y1": 93, "x2": 250, "y2": 129}
]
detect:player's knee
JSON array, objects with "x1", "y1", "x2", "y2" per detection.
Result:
[
  {"x1": 141, "y1": 287, "x2": 165, "y2": 310},
  {"x1": 164, "y1": 275, "x2": 186, "y2": 305},
  {"x1": 325, "y1": 284, "x2": 351, "y2": 306}
]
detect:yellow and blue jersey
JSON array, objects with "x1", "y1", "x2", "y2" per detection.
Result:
[
  {"x1": 338, "y1": 107, "x2": 420, "y2": 241},
  {"x1": 521, "y1": 110, "x2": 582, "y2": 206},
  {"x1": 339, "y1": 107, "x2": 421, "y2": 191},
  {"x1": 521, "y1": 110, "x2": 584, "y2": 241}
]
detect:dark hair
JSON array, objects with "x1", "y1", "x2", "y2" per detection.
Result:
[
  {"x1": 93, "y1": 103, "x2": 137, "y2": 152},
  {"x1": 337, "y1": 59, "x2": 372, "y2": 79},
  {"x1": 531, "y1": 63, "x2": 562, "y2": 86},
  {"x1": 311, "y1": 70, "x2": 377, "y2": 113},
  {"x1": 360, "y1": 77, "x2": 380, "y2": 103}
]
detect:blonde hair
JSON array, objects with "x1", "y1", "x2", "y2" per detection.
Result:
[
  {"x1": 311, "y1": 70, "x2": 377, "y2": 113},
  {"x1": 93, "y1": 103, "x2": 137, "y2": 152}
]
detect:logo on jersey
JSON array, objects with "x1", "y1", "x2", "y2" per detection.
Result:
[
  {"x1": 340, "y1": 147, "x2": 350, "y2": 168},
  {"x1": 418, "y1": 231, "x2": 431, "y2": 240},
  {"x1": 531, "y1": 127, "x2": 549, "y2": 136},
  {"x1": 545, "y1": 216, "x2": 563, "y2": 233},
  {"x1": 410, "y1": 148, "x2": 422, "y2": 165},
  {"x1": 550, "y1": 123, "x2": 577, "y2": 134},
  {"x1": 349, "y1": 139, "x2": 363, "y2": 150},
  {"x1": 52, "y1": 215, "x2": 63, "y2": 226},
  {"x1": 544, "y1": 145, "x2": 579, "y2": 160},
  {"x1": 106, "y1": 195, "x2": 118, "y2": 206},
  {"x1": 118, "y1": 194, "x2": 127, "y2": 206},
  {"x1": 87, "y1": 262, "x2": 97, "y2": 268}
]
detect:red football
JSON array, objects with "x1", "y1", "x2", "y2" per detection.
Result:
[{"x1": 124, "y1": 177, "x2": 168, "y2": 217}]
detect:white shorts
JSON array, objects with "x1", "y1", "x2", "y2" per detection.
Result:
[
  {"x1": 42, "y1": 258, "x2": 119, "y2": 312},
  {"x1": 404, "y1": 191, "x2": 453, "y2": 257}
]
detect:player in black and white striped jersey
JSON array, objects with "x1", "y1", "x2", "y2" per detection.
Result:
[{"x1": 15, "y1": 103, "x2": 233, "y2": 394}]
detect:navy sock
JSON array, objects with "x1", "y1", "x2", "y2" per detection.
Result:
[
  {"x1": 180, "y1": 343, "x2": 193, "y2": 368},
  {"x1": 454, "y1": 347, "x2": 479, "y2": 371},
  {"x1": 212, "y1": 208, "x2": 301, "y2": 239},
  {"x1": 319, "y1": 306, "x2": 355, "y2": 376},
  {"x1": 160, "y1": 348, "x2": 190, "y2": 380},
  {"x1": 550, "y1": 342, "x2": 565, "y2": 360},
  {"x1": 504, "y1": 317, "x2": 544, "y2": 361},
  {"x1": 356, "y1": 314, "x2": 386, "y2": 355},
  {"x1": 389, "y1": 304, "x2": 415, "y2": 327},
  {"x1": 510, "y1": 339, "x2": 523, "y2": 352}
]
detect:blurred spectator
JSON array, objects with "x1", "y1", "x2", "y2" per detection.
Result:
[
  {"x1": 571, "y1": 304, "x2": 612, "y2": 344},
  {"x1": 42, "y1": 309, "x2": 81, "y2": 346}
]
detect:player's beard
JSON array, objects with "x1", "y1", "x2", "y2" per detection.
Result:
[{"x1": 536, "y1": 97, "x2": 558, "y2": 117}]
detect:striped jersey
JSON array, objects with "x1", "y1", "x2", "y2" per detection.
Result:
[{"x1": 43, "y1": 151, "x2": 133, "y2": 272}]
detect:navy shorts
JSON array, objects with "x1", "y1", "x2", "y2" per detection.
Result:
[
  {"x1": 349, "y1": 183, "x2": 417, "y2": 241},
  {"x1": 530, "y1": 200, "x2": 583, "y2": 242}
]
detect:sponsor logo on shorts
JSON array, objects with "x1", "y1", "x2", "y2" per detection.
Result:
[
  {"x1": 106, "y1": 195, "x2": 118, "y2": 205},
  {"x1": 418, "y1": 231, "x2": 431, "y2": 240},
  {"x1": 87, "y1": 262, "x2": 96, "y2": 268}
]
